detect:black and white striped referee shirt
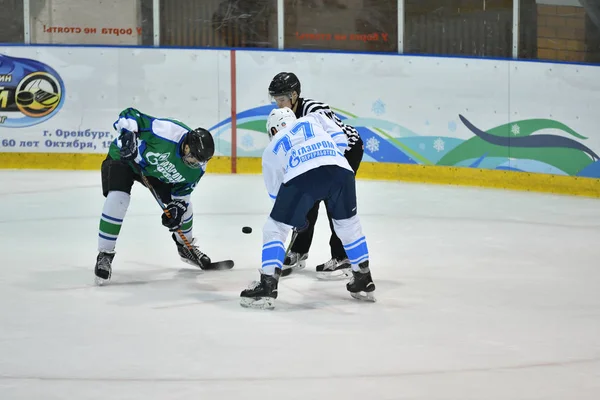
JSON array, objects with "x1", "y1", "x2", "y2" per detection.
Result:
[{"x1": 295, "y1": 98, "x2": 361, "y2": 149}]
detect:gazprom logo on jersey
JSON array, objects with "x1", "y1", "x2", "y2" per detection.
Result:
[
  {"x1": 0, "y1": 54, "x2": 65, "y2": 128},
  {"x1": 146, "y1": 152, "x2": 170, "y2": 165},
  {"x1": 146, "y1": 152, "x2": 186, "y2": 183},
  {"x1": 289, "y1": 140, "x2": 337, "y2": 168}
]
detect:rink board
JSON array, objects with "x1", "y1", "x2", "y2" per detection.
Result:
[{"x1": 0, "y1": 45, "x2": 599, "y2": 197}]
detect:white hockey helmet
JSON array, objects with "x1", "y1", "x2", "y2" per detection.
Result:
[{"x1": 266, "y1": 107, "x2": 296, "y2": 139}]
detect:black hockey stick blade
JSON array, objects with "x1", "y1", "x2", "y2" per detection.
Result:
[
  {"x1": 279, "y1": 229, "x2": 299, "y2": 278},
  {"x1": 203, "y1": 259, "x2": 235, "y2": 270}
]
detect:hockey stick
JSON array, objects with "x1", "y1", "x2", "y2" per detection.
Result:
[
  {"x1": 131, "y1": 162, "x2": 234, "y2": 270},
  {"x1": 280, "y1": 228, "x2": 299, "y2": 277}
]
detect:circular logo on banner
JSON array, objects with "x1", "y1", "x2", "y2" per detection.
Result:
[
  {"x1": 15, "y1": 72, "x2": 62, "y2": 118},
  {"x1": 0, "y1": 54, "x2": 66, "y2": 128}
]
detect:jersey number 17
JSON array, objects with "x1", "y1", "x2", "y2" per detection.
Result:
[{"x1": 273, "y1": 121, "x2": 315, "y2": 155}]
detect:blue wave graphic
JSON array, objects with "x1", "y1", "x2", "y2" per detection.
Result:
[
  {"x1": 495, "y1": 166, "x2": 524, "y2": 172},
  {"x1": 469, "y1": 154, "x2": 487, "y2": 168},
  {"x1": 576, "y1": 160, "x2": 600, "y2": 178},
  {"x1": 207, "y1": 106, "x2": 600, "y2": 176},
  {"x1": 358, "y1": 128, "x2": 416, "y2": 164},
  {"x1": 499, "y1": 159, "x2": 568, "y2": 175}
]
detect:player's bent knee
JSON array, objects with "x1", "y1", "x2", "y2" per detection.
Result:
[
  {"x1": 263, "y1": 216, "x2": 293, "y2": 243},
  {"x1": 332, "y1": 215, "x2": 364, "y2": 244},
  {"x1": 105, "y1": 190, "x2": 131, "y2": 213}
]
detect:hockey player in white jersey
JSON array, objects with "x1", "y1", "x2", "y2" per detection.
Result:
[{"x1": 239, "y1": 108, "x2": 376, "y2": 309}]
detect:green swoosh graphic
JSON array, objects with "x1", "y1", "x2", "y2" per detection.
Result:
[
  {"x1": 489, "y1": 119, "x2": 588, "y2": 139},
  {"x1": 339, "y1": 117, "x2": 421, "y2": 137},
  {"x1": 237, "y1": 120, "x2": 268, "y2": 134},
  {"x1": 437, "y1": 138, "x2": 508, "y2": 166},
  {"x1": 438, "y1": 118, "x2": 592, "y2": 174},
  {"x1": 437, "y1": 137, "x2": 592, "y2": 175}
]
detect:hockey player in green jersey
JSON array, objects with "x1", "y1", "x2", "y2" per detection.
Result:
[{"x1": 94, "y1": 107, "x2": 215, "y2": 285}]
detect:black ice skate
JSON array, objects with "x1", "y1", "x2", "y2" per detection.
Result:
[
  {"x1": 281, "y1": 252, "x2": 308, "y2": 277},
  {"x1": 240, "y1": 269, "x2": 281, "y2": 310},
  {"x1": 94, "y1": 251, "x2": 115, "y2": 286},
  {"x1": 316, "y1": 257, "x2": 351, "y2": 280},
  {"x1": 346, "y1": 261, "x2": 376, "y2": 302},
  {"x1": 172, "y1": 233, "x2": 211, "y2": 269}
]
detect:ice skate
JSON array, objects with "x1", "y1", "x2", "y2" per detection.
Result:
[
  {"x1": 240, "y1": 269, "x2": 281, "y2": 310},
  {"x1": 172, "y1": 233, "x2": 211, "y2": 269},
  {"x1": 346, "y1": 261, "x2": 376, "y2": 302},
  {"x1": 281, "y1": 252, "x2": 308, "y2": 276},
  {"x1": 94, "y1": 251, "x2": 115, "y2": 286},
  {"x1": 316, "y1": 257, "x2": 351, "y2": 280}
]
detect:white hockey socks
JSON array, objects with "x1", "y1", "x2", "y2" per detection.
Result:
[
  {"x1": 174, "y1": 202, "x2": 194, "y2": 243},
  {"x1": 98, "y1": 191, "x2": 130, "y2": 253},
  {"x1": 333, "y1": 215, "x2": 370, "y2": 272},
  {"x1": 261, "y1": 217, "x2": 292, "y2": 276}
]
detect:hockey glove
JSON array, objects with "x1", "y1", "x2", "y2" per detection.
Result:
[
  {"x1": 161, "y1": 200, "x2": 188, "y2": 231},
  {"x1": 119, "y1": 129, "x2": 138, "y2": 161}
]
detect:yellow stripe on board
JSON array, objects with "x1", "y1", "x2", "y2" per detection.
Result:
[
  {"x1": 1, "y1": 153, "x2": 599, "y2": 198},
  {"x1": 0, "y1": 152, "x2": 107, "y2": 170},
  {"x1": 356, "y1": 162, "x2": 600, "y2": 198}
]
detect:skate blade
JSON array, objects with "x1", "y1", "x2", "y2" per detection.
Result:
[
  {"x1": 94, "y1": 276, "x2": 110, "y2": 286},
  {"x1": 316, "y1": 268, "x2": 351, "y2": 281},
  {"x1": 350, "y1": 291, "x2": 376, "y2": 302},
  {"x1": 180, "y1": 257, "x2": 205, "y2": 269},
  {"x1": 240, "y1": 297, "x2": 275, "y2": 310}
]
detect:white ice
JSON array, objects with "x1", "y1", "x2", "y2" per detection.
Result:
[{"x1": 0, "y1": 170, "x2": 599, "y2": 400}]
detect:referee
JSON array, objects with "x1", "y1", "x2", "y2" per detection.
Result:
[{"x1": 267, "y1": 72, "x2": 364, "y2": 279}]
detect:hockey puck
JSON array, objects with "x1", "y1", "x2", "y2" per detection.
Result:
[
  {"x1": 16, "y1": 91, "x2": 34, "y2": 106},
  {"x1": 242, "y1": 226, "x2": 252, "y2": 234}
]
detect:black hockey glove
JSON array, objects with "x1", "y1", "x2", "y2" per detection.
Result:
[
  {"x1": 161, "y1": 200, "x2": 187, "y2": 231},
  {"x1": 119, "y1": 129, "x2": 138, "y2": 161}
]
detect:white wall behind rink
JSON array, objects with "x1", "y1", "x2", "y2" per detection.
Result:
[{"x1": 0, "y1": 45, "x2": 599, "y2": 177}]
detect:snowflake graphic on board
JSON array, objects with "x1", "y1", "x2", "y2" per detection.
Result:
[
  {"x1": 241, "y1": 134, "x2": 254, "y2": 148},
  {"x1": 371, "y1": 99, "x2": 386, "y2": 116},
  {"x1": 433, "y1": 137, "x2": 445, "y2": 152},
  {"x1": 511, "y1": 124, "x2": 521, "y2": 136},
  {"x1": 365, "y1": 137, "x2": 380, "y2": 153},
  {"x1": 448, "y1": 120, "x2": 457, "y2": 132}
]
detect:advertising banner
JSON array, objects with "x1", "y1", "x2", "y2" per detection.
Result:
[
  {"x1": 1, "y1": 46, "x2": 599, "y2": 178},
  {"x1": 0, "y1": 47, "x2": 231, "y2": 155}
]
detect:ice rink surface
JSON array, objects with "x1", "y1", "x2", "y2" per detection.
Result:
[{"x1": 0, "y1": 170, "x2": 599, "y2": 400}]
